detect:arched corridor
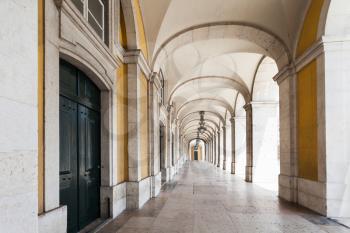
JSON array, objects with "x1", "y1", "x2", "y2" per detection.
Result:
[
  {"x1": 99, "y1": 161, "x2": 348, "y2": 233},
  {"x1": 1, "y1": 0, "x2": 350, "y2": 232}
]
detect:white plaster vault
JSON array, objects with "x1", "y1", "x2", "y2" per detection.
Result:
[{"x1": 1, "y1": 0, "x2": 350, "y2": 232}]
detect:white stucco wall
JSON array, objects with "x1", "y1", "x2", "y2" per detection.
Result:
[{"x1": 0, "y1": 1, "x2": 38, "y2": 232}]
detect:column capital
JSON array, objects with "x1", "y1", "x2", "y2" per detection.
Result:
[
  {"x1": 54, "y1": 0, "x2": 63, "y2": 8},
  {"x1": 243, "y1": 103, "x2": 252, "y2": 112},
  {"x1": 149, "y1": 72, "x2": 162, "y2": 90},
  {"x1": 167, "y1": 104, "x2": 173, "y2": 113}
]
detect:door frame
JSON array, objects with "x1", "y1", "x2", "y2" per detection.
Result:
[{"x1": 44, "y1": 51, "x2": 115, "y2": 227}]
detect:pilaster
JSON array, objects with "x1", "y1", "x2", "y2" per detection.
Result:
[
  {"x1": 125, "y1": 50, "x2": 152, "y2": 209},
  {"x1": 222, "y1": 126, "x2": 227, "y2": 170},
  {"x1": 230, "y1": 117, "x2": 236, "y2": 174},
  {"x1": 217, "y1": 131, "x2": 221, "y2": 167},
  {"x1": 244, "y1": 103, "x2": 253, "y2": 182}
]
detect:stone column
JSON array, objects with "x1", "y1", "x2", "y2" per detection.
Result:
[
  {"x1": 217, "y1": 131, "x2": 221, "y2": 167},
  {"x1": 166, "y1": 106, "x2": 173, "y2": 180},
  {"x1": 206, "y1": 141, "x2": 209, "y2": 162},
  {"x1": 212, "y1": 139, "x2": 215, "y2": 163},
  {"x1": 148, "y1": 73, "x2": 162, "y2": 197},
  {"x1": 126, "y1": 62, "x2": 143, "y2": 208},
  {"x1": 213, "y1": 134, "x2": 217, "y2": 165},
  {"x1": 210, "y1": 141, "x2": 212, "y2": 163},
  {"x1": 230, "y1": 118, "x2": 236, "y2": 174},
  {"x1": 213, "y1": 135, "x2": 218, "y2": 165},
  {"x1": 222, "y1": 126, "x2": 227, "y2": 170},
  {"x1": 244, "y1": 103, "x2": 253, "y2": 182},
  {"x1": 210, "y1": 140, "x2": 213, "y2": 163},
  {"x1": 208, "y1": 142, "x2": 210, "y2": 162},
  {"x1": 274, "y1": 67, "x2": 298, "y2": 203}
]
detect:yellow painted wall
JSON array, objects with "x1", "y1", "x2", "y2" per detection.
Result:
[
  {"x1": 38, "y1": 0, "x2": 44, "y2": 215},
  {"x1": 140, "y1": 73, "x2": 149, "y2": 179},
  {"x1": 116, "y1": 64, "x2": 129, "y2": 183},
  {"x1": 190, "y1": 146, "x2": 194, "y2": 160},
  {"x1": 296, "y1": 0, "x2": 324, "y2": 57},
  {"x1": 295, "y1": 0, "x2": 325, "y2": 181},
  {"x1": 297, "y1": 60, "x2": 318, "y2": 181},
  {"x1": 190, "y1": 145, "x2": 202, "y2": 160},
  {"x1": 133, "y1": 0, "x2": 148, "y2": 59},
  {"x1": 119, "y1": 4, "x2": 127, "y2": 49},
  {"x1": 116, "y1": 3, "x2": 129, "y2": 184}
]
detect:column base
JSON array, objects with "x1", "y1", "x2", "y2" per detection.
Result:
[
  {"x1": 100, "y1": 183, "x2": 127, "y2": 218},
  {"x1": 170, "y1": 166, "x2": 176, "y2": 180},
  {"x1": 217, "y1": 162, "x2": 220, "y2": 168},
  {"x1": 151, "y1": 172, "x2": 162, "y2": 198},
  {"x1": 223, "y1": 160, "x2": 226, "y2": 170},
  {"x1": 231, "y1": 162, "x2": 235, "y2": 174},
  {"x1": 126, "y1": 177, "x2": 151, "y2": 209},
  {"x1": 278, "y1": 174, "x2": 298, "y2": 203},
  {"x1": 38, "y1": 206, "x2": 67, "y2": 233},
  {"x1": 245, "y1": 166, "x2": 253, "y2": 182},
  {"x1": 161, "y1": 167, "x2": 171, "y2": 183}
]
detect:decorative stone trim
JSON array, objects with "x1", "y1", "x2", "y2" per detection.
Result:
[
  {"x1": 124, "y1": 50, "x2": 152, "y2": 77},
  {"x1": 61, "y1": 1, "x2": 119, "y2": 69},
  {"x1": 273, "y1": 65, "x2": 296, "y2": 85}
]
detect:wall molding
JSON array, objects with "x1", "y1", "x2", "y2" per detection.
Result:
[{"x1": 124, "y1": 49, "x2": 152, "y2": 77}]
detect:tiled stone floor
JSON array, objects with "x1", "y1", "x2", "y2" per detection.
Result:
[{"x1": 98, "y1": 161, "x2": 350, "y2": 233}]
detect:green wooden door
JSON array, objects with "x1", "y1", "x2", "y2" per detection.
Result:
[
  {"x1": 194, "y1": 151, "x2": 198, "y2": 160},
  {"x1": 59, "y1": 60, "x2": 101, "y2": 233},
  {"x1": 60, "y1": 96, "x2": 79, "y2": 233},
  {"x1": 78, "y1": 105, "x2": 100, "y2": 228}
]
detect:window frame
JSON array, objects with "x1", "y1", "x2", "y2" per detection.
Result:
[{"x1": 72, "y1": 0, "x2": 105, "y2": 41}]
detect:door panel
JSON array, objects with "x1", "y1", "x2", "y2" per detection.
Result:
[
  {"x1": 60, "y1": 60, "x2": 101, "y2": 232},
  {"x1": 78, "y1": 105, "x2": 100, "y2": 229},
  {"x1": 59, "y1": 96, "x2": 78, "y2": 233}
]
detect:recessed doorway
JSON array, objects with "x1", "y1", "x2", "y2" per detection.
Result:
[{"x1": 59, "y1": 60, "x2": 101, "y2": 233}]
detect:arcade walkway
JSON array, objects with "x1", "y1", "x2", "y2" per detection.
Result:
[{"x1": 98, "y1": 162, "x2": 349, "y2": 233}]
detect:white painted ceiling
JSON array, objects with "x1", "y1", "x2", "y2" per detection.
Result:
[{"x1": 139, "y1": 0, "x2": 309, "y2": 142}]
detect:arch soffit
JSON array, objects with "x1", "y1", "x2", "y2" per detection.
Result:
[
  {"x1": 177, "y1": 98, "x2": 234, "y2": 120},
  {"x1": 152, "y1": 22, "x2": 291, "y2": 70},
  {"x1": 182, "y1": 124, "x2": 216, "y2": 137},
  {"x1": 187, "y1": 138, "x2": 207, "y2": 145},
  {"x1": 185, "y1": 130, "x2": 212, "y2": 139},
  {"x1": 181, "y1": 118, "x2": 218, "y2": 132},
  {"x1": 169, "y1": 76, "x2": 250, "y2": 104},
  {"x1": 180, "y1": 111, "x2": 224, "y2": 126},
  {"x1": 185, "y1": 132, "x2": 210, "y2": 142}
]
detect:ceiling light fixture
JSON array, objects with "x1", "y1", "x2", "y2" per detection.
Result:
[{"x1": 198, "y1": 111, "x2": 207, "y2": 134}]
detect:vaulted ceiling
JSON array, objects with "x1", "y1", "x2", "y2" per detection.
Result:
[{"x1": 140, "y1": 0, "x2": 309, "y2": 142}]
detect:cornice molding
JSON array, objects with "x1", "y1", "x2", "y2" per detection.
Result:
[
  {"x1": 243, "y1": 103, "x2": 252, "y2": 111},
  {"x1": 123, "y1": 49, "x2": 152, "y2": 77},
  {"x1": 274, "y1": 37, "x2": 350, "y2": 84},
  {"x1": 250, "y1": 101, "x2": 279, "y2": 107},
  {"x1": 294, "y1": 39, "x2": 324, "y2": 73},
  {"x1": 273, "y1": 65, "x2": 296, "y2": 85},
  {"x1": 150, "y1": 72, "x2": 162, "y2": 90}
]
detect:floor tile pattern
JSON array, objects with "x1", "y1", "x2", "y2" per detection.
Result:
[{"x1": 98, "y1": 162, "x2": 350, "y2": 233}]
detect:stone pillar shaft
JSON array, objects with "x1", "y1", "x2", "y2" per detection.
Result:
[
  {"x1": 244, "y1": 104, "x2": 253, "y2": 182},
  {"x1": 213, "y1": 135, "x2": 217, "y2": 165},
  {"x1": 217, "y1": 131, "x2": 221, "y2": 167},
  {"x1": 230, "y1": 118, "x2": 236, "y2": 174},
  {"x1": 222, "y1": 126, "x2": 227, "y2": 170}
]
